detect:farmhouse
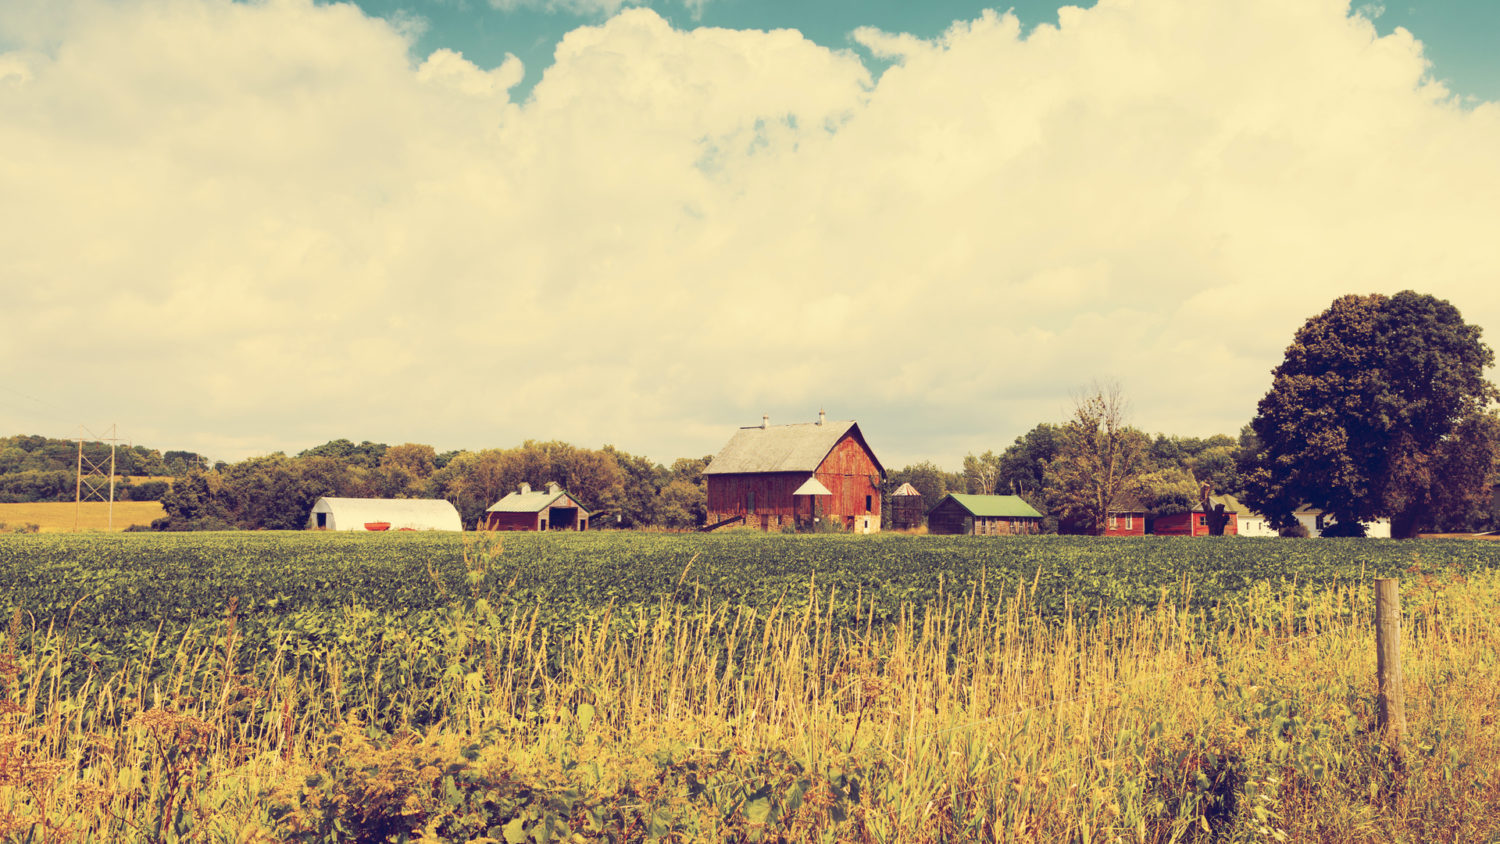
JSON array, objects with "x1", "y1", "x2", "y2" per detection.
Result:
[
  {"x1": 926, "y1": 494, "x2": 1043, "y2": 536},
  {"x1": 1240, "y1": 506, "x2": 1392, "y2": 538},
  {"x1": 1153, "y1": 495, "x2": 1241, "y2": 536},
  {"x1": 484, "y1": 482, "x2": 591, "y2": 531},
  {"x1": 703, "y1": 412, "x2": 884, "y2": 533},
  {"x1": 306, "y1": 497, "x2": 463, "y2": 532}
]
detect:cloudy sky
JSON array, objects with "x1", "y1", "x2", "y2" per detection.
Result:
[{"x1": 2, "y1": 0, "x2": 1497, "y2": 469}]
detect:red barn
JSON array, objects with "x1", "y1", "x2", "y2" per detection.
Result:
[
  {"x1": 704, "y1": 412, "x2": 884, "y2": 533},
  {"x1": 1153, "y1": 495, "x2": 1240, "y2": 536},
  {"x1": 484, "y1": 482, "x2": 591, "y2": 531}
]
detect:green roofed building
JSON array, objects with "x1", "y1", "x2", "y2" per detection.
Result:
[{"x1": 926, "y1": 493, "x2": 1043, "y2": 536}]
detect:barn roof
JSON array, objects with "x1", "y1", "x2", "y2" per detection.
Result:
[
  {"x1": 703, "y1": 420, "x2": 884, "y2": 476},
  {"x1": 309, "y1": 497, "x2": 463, "y2": 531},
  {"x1": 936, "y1": 494, "x2": 1043, "y2": 519},
  {"x1": 486, "y1": 489, "x2": 591, "y2": 515}
]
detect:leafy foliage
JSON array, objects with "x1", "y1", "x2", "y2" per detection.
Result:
[{"x1": 1245, "y1": 292, "x2": 1498, "y2": 537}]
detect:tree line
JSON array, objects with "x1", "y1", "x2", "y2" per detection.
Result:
[
  {"x1": 904, "y1": 291, "x2": 1500, "y2": 538},
  {"x1": 6, "y1": 293, "x2": 1494, "y2": 536}
]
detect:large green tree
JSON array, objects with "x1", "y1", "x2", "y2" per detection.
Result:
[{"x1": 1245, "y1": 292, "x2": 1497, "y2": 538}]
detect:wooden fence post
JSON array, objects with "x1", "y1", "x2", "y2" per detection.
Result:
[{"x1": 1375, "y1": 578, "x2": 1405, "y2": 758}]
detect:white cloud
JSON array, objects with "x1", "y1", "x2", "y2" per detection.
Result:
[
  {"x1": 1, "y1": 0, "x2": 1497, "y2": 468},
  {"x1": 488, "y1": 0, "x2": 637, "y2": 17}
]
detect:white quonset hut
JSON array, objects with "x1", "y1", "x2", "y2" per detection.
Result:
[{"x1": 307, "y1": 497, "x2": 463, "y2": 532}]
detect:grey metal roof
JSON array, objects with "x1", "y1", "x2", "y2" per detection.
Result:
[
  {"x1": 486, "y1": 489, "x2": 590, "y2": 515},
  {"x1": 703, "y1": 420, "x2": 884, "y2": 476}
]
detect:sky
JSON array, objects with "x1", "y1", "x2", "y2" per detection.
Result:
[{"x1": 1, "y1": 0, "x2": 1498, "y2": 470}]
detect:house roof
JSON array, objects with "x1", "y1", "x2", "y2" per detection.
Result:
[
  {"x1": 486, "y1": 489, "x2": 591, "y2": 515},
  {"x1": 703, "y1": 420, "x2": 884, "y2": 477},
  {"x1": 1108, "y1": 493, "x2": 1147, "y2": 512},
  {"x1": 936, "y1": 493, "x2": 1043, "y2": 519},
  {"x1": 308, "y1": 497, "x2": 463, "y2": 531}
]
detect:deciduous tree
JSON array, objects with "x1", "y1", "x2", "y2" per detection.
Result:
[
  {"x1": 1244, "y1": 292, "x2": 1496, "y2": 538},
  {"x1": 1045, "y1": 380, "x2": 1150, "y2": 535}
]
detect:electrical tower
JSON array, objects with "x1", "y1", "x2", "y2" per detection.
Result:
[{"x1": 74, "y1": 423, "x2": 120, "y2": 531}]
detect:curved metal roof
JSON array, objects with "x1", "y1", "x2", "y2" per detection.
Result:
[{"x1": 308, "y1": 497, "x2": 463, "y2": 531}]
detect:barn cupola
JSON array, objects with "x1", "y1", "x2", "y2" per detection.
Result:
[
  {"x1": 761, "y1": 414, "x2": 769, "y2": 429},
  {"x1": 817, "y1": 408, "x2": 826, "y2": 426},
  {"x1": 519, "y1": 482, "x2": 531, "y2": 494},
  {"x1": 547, "y1": 482, "x2": 561, "y2": 494}
]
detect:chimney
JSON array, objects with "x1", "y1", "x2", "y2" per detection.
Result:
[
  {"x1": 761, "y1": 414, "x2": 769, "y2": 429},
  {"x1": 817, "y1": 408, "x2": 826, "y2": 426},
  {"x1": 519, "y1": 482, "x2": 531, "y2": 494},
  {"x1": 547, "y1": 481, "x2": 561, "y2": 494}
]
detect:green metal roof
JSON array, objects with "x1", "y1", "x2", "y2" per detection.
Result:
[{"x1": 938, "y1": 493, "x2": 1043, "y2": 519}]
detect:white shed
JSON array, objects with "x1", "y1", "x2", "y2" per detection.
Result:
[{"x1": 307, "y1": 497, "x2": 463, "y2": 532}]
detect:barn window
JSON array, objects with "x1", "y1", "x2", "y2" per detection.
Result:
[{"x1": 865, "y1": 495, "x2": 872, "y2": 513}]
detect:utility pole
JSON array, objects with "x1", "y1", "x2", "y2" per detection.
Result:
[{"x1": 74, "y1": 423, "x2": 120, "y2": 531}]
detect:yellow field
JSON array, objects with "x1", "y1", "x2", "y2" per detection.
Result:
[{"x1": 0, "y1": 500, "x2": 165, "y2": 532}]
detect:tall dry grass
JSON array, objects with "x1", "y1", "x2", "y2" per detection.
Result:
[{"x1": 1, "y1": 566, "x2": 1497, "y2": 842}]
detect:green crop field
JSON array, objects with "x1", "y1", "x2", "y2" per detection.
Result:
[
  {"x1": 5, "y1": 530, "x2": 1495, "y2": 630},
  {"x1": 3, "y1": 531, "x2": 1498, "y2": 841}
]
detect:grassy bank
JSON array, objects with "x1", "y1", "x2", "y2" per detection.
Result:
[{"x1": 2, "y1": 561, "x2": 1496, "y2": 842}]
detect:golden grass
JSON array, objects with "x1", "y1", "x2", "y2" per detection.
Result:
[
  {"x1": 0, "y1": 501, "x2": 165, "y2": 532},
  {"x1": 1, "y1": 567, "x2": 1497, "y2": 842}
]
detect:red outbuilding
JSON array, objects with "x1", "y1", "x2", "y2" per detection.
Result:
[
  {"x1": 484, "y1": 482, "x2": 591, "y2": 531},
  {"x1": 1104, "y1": 494, "x2": 1148, "y2": 537},
  {"x1": 1153, "y1": 495, "x2": 1240, "y2": 536},
  {"x1": 703, "y1": 411, "x2": 884, "y2": 533}
]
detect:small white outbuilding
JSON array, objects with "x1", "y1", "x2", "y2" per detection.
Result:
[{"x1": 307, "y1": 497, "x2": 463, "y2": 532}]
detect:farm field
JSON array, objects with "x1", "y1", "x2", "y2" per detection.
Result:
[
  {"x1": 0, "y1": 500, "x2": 165, "y2": 532},
  {"x1": 2, "y1": 531, "x2": 1498, "y2": 841}
]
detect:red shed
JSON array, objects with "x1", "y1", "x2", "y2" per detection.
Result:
[
  {"x1": 484, "y1": 482, "x2": 591, "y2": 531},
  {"x1": 1104, "y1": 494, "x2": 1147, "y2": 537},
  {"x1": 704, "y1": 412, "x2": 885, "y2": 533},
  {"x1": 1153, "y1": 495, "x2": 1239, "y2": 536}
]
